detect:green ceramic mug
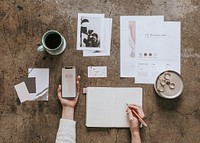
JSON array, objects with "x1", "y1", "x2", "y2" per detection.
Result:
[{"x1": 37, "y1": 30, "x2": 66, "y2": 55}]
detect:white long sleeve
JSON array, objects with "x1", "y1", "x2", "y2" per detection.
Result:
[{"x1": 55, "y1": 119, "x2": 76, "y2": 143}]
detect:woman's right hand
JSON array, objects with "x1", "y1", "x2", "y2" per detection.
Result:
[{"x1": 126, "y1": 104, "x2": 145, "y2": 132}]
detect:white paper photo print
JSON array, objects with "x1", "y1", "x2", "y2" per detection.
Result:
[{"x1": 77, "y1": 13, "x2": 105, "y2": 51}]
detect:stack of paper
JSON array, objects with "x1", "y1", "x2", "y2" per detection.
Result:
[
  {"x1": 120, "y1": 16, "x2": 181, "y2": 84},
  {"x1": 14, "y1": 68, "x2": 49, "y2": 103},
  {"x1": 76, "y1": 13, "x2": 112, "y2": 57}
]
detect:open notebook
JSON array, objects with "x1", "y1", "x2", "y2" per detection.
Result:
[{"x1": 86, "y1": 87, "x2": 143, "y2": 128}]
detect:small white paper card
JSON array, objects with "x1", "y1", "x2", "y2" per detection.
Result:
[
  {"x1": 88, "y1": 66, "x2": 107, "y2": 78},
  {"x1": 14, "y1": 82, "x2": 29, "y2": 103}
]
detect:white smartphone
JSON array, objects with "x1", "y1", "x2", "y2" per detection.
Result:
[{"x1": 62, "y1": 66, "x2": 76, "y2": 98}]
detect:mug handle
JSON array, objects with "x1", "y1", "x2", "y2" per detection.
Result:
[{"x1": 37, "y1": 44, "x2": 45, "y2": 52}]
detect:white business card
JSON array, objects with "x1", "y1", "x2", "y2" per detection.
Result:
[{"x1": 88, "y1": 66, "x2": 107, "y2": 78}]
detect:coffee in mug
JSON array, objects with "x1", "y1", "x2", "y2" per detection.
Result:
[{"x1": 37, "y1": 30, "x2": 66, "y2": 55}]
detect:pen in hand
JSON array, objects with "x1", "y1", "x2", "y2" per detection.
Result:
[{"x1": 126, "y1": 103, "x2": 148, "y2": 127}]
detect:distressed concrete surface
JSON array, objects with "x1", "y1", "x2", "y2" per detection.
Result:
[{"x1": 1, "y1": 0, "x2": 200, "y2": 143}]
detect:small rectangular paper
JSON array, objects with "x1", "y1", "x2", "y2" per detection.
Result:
[
  {"x1": 14, "y1": 82, "x2": 29, "y2": 103},
  {"x1": 20, "y1": 77, "x2": 36, "y2": 93},
  {"x1": 88, "y1": 66, "x2": 107, "y2": 78}
]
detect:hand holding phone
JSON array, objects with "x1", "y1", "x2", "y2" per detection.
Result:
[{"x1": 62, "y1": 66, "x2": 76, "y2": 98}]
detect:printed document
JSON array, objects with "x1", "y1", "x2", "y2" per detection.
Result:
[
  {"x1": 120, "y1": 16, "x2": 164, "y2": 77},
  {"x1": 135, "y1": 21, "x2": 181, "y2": 84}
]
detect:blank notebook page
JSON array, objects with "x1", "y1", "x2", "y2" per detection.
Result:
[{"x1": 86, "y1": 87, "x2": 143, "y2": 128}]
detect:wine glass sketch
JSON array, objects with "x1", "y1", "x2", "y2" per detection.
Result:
[{"x1": 129, "y1": 21, "x2": 136, "y2": 58}]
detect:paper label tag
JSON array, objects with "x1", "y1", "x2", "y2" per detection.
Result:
[
  {"x1": 83, "y1": 88, "x2": 87, "y2": 94},
  {"x1": 88, "y1": 66, "x2": 107, "y2": 78}
]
